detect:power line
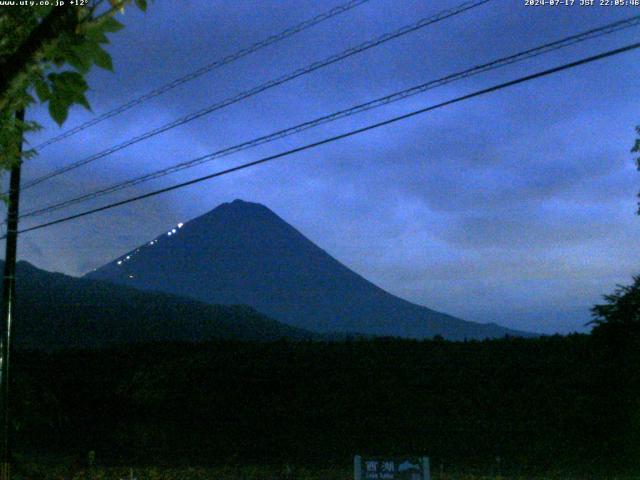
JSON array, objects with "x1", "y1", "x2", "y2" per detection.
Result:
[
  {"x1": 32, "y1": 0, "x2": 372, "y2": 151},
  {"x1": 9, "y1": 41, "x2": 640, "y2": 239},
  {"x1": 20, "y1": 0, "x2": 491, "y2": 191},
  {"x1": 18, "y1": 14, "x2": 640, "y2": 221}
]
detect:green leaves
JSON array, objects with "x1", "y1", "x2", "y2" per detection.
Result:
[
  {"x1": 632, "y1": 126, "x2": 640, "y2": 155},
  {"x1": 108, "y1": 0, "x2": 127, "y2": 13},
  {"x1": 0, "y1": 0, "x2": 152, "y2": 171},
  {"x1": 33, "y1": 76, "x2": 51, "y2": 103},
  {"x1": 6, "y1": 5, "x2": 124, "y2": 127},
  {"x1": 58, "y1": 14, "x2": 118, "y2": 75},
  {"x1": 46, "y1": 71, "x2": 90, "y2": 125},
  {"x1": 135, "y1": 0, "x2": 148, "y2": 12},
  {"x1": 93, "y1": 46, "x2": 114, "y2": 71},
  {"x1": 48, "y1": 100, "x2": 68, "y2": 126},
  {"x1": 70, "y1": 39, "x2": 114, "y2": 73},
  {"x1": 101, "y1": 17, "x2": 124, "y2": 33},
  {"x1": 29, "y1": 70, "x2": 91, "y2": 126}
]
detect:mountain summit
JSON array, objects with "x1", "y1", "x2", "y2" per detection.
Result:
[{"x1": 86, "y1": 200, "x2": 529, "y2": 339}]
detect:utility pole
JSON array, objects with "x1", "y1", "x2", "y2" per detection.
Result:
[{"x1": 0, "y1": 109, "x2": 24, "y2": 480}]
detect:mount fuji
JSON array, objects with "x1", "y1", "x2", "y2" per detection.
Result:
[{"x1": 86, "y1": 200, "x2": 531, "y2": 340}]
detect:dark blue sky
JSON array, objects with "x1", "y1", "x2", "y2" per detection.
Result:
[{"x1": 11, "y1": 0, "x2": 640, "y2": 334}]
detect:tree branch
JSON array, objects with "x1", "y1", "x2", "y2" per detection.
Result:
[{"x1": 0, "y1": 7, "x2": 78, "y2": 103}]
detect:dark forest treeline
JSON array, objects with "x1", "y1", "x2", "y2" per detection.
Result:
[{"x1": 9, "y1": 332, "x2": 640, "y2": 476}]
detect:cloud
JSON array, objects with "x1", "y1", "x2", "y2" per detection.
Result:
[{"x1": 12, "y1": 0, "x2": 640, "y2": 334}]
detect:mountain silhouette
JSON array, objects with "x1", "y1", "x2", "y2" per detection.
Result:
[
  {"x1": 3, "y1": 260, "x2": 316, "y2": 350},
  {"x1": 86, "y1": 199, "x2": 532, "y2": 340}
]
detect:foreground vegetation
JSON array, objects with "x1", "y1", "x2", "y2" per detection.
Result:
[
  {"x1": 7, "y1": 326, "x2": 638, "y2": 478},
  {"x1": 10, "y1": 460, "x2": 639, "y2": 480},
  {"x1": 4, "y1": 271, "x2": 638, "y2": 478}
]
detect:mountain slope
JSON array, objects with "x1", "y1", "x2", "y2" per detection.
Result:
[
  {"x1": 4, "y1": 260, "x2": 316, "y2": 350},
  {"x1": 86, "y1": 200, "x2": 531, "y2": 340}
]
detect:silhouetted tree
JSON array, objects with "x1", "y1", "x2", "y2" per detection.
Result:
[
  {"x1": 634, "y1": 126, "x2": 640, "y2": 213},
  {"x1": 589, "y1": 275, "x2": 640, "y2": 467},
  {"x1": 589, "y1": 274, "x2": 640, "y2": 339}
]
